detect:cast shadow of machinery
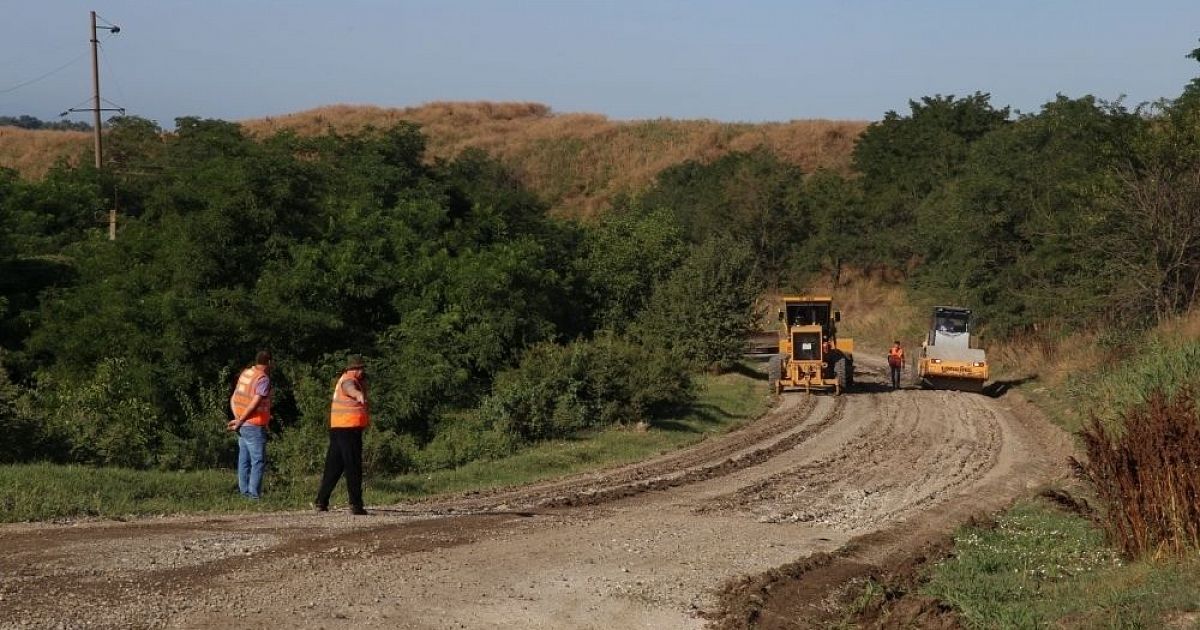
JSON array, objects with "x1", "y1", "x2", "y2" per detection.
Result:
[
  {"x1": 728, "y1": 360, "x2": 769, "y2": 381},
  {"x1": 982, "y1": 375, "x2": 1039, "y2": 398},
  {"x1": 853, "y1": 380, "x2": 898, "y2": 394}
]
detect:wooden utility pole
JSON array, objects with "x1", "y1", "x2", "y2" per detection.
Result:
[
  {"x1": 90, "y1": 11, "x2": 103, "y2": 171},
  {"x1": 88, "y1": 11, "x2": 118, "y2": 240}
]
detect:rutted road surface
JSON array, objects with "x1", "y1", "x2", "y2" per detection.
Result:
[{"x1": 0, "y1": 359, "x2": 1072, "y2": 629}]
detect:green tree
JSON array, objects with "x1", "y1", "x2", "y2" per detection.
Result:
[
  {"x1": 580, "y1": 207, "x2": 687, "y2": 332},
  {"x1": 793, "y1": 171, "x2": 871, "y2": 287},
  {"x1": 634, "y1": 236, "x2": 763, "y2": 370},
  {"x1": 853, "y1": 93, "x2": 1010, "y2": 265},
  {"x1": 636, "y1": 149, "x2": 807, "y2": 284},
  {"x1": 912, "y1": 96, "x2": 1142, "y2": 333}
]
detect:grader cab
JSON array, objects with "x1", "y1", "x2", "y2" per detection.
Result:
[
  {"x1": 917, "y1": 306, "x2": 989, "y2": 392},
  {"x1": 768, "y1": 296, "x2": 854, "y2": 395}
]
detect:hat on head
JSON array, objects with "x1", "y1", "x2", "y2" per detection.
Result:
[{"x1": 346, "y1": 355, "x2": 366, "y2": 370}]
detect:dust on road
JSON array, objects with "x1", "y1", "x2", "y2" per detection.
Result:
[{"x1": 0, "y1": 358, "x2": 1072, "y2": 629}]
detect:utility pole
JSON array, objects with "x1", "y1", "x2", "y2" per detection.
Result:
[
  {"x1": 91, "y1": 11, "x2": 103, "y2": 172},
  {"x1": 66, "y1": 12, "x2": 122, "y2": 239},
  {"x1": 89, "y1": 11, "x2": 116, "y2": 240}
]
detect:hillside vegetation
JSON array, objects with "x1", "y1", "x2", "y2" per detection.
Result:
[
  {"x1": 0, "y1": 101, "x2": 866, "y2": 217},
  {"x1": 0, "y1": 126, "x2": 90, "y2": 179}
]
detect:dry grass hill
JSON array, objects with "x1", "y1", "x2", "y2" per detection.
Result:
[
  {"x1": 1, "y1": 102, "x2": 867, "y2": 217},
  {"x1": 0, "y1": 126, "x2": 91, "y2": 180}
]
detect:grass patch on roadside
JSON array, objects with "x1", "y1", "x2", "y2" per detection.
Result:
[
  {"x1": 923, "y1": 498, "x2": 1200, "y2": 629},
  {"x1": 0, "y1": 361, "x2": 769, "y2": 523}
]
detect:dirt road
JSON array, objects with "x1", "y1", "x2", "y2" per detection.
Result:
[{"x1": 0, "y1": 359, "x2": 1072, "y2": 629}]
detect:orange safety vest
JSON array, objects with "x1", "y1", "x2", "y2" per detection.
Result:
[
  {"x1": 230, "y1": 365, "x2": 272, "y2": 426},
  {"x1": 330, "y1": 372, "x2": 369, "y2": 429},
  {"x1": 888, "y1": 347, "x2": 905, "y2": 367}
]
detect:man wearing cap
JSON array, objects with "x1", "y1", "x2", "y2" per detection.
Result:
[{"x1": 315, "y1": 356, "x2": 370, "y2": 515}]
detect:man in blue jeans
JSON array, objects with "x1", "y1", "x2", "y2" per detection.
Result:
[{"x1": 228, "y1": 350, "x2": 273, "y2": 499}]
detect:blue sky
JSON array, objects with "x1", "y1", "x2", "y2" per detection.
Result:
[{"x1": 2, "y1": 1, "x2": 1197, "y2": 128}]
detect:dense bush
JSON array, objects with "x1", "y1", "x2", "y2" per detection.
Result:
[
  {"x1": 634, "y1": 236, "x2": 763, "y2": 370},
  {"x1": 415, "y1": 411, "x2": 520, "y2": 472},
  {"x1": 579, "y1": 207, "x2": 687, "y2": 333},
  {"x1": 482, "y1": 336, "x2": 695, "y2": 443},
  {"x1": 0, "y1": 352, "x2": 42, "y2": 464},
  {"x1": 35, "y1": 358, "x2": 158, "y2": 468}
]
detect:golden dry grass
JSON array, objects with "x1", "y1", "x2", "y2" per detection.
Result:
[
  {"x1": 990, "y1": 310, "x2": 1200, "y2": 394},
  {"x1": 242, "y1": 102, "x2": 867, "y2": 217},
  {"x1": 1, "y1": 102, "x2": 866, "y2": 217},
  {"x1": 760, "y1": 271, "x2": 920, "y2": 354},
  {"x1": 789, "y1": 270, "x2": 924, "y2": 352},
  {"x1": 0, "y1": 126, "x2": 90, "y2": 178}
]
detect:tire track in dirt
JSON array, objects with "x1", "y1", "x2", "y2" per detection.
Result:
[
  {"x1": 701, "y1": 389, "x2": 1004, "y2": 531},
  {"x1": 397, "y1": 393, "x2": 827, "y2": 515}
]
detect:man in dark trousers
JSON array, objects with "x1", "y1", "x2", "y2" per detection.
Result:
[
  {"x1": 887, "y1": 341, "x2": 905, "y2": 390},
  {"x1": 315, "y1": 356, "x2": 370, "y2": 515}
]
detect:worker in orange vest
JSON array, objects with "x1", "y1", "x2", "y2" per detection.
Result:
[
  {"x1": 228, "y1": 350, "x2": 273, "y2": 499},
  {"x1": 887, "y1": 341, "x2": 905, "y2": 390},
  {"x1": 314, "y1": 355, "x2": 370, "y2": 515}
]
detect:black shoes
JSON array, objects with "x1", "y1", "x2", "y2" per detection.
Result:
[{"x1": 313, "y1": 502, "x2": 367, "y2": 515}]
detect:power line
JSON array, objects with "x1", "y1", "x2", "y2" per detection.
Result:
[
  {"x1": 0, "y1": 51, "x2": 88, "y2": 96},
  {"x1": 97, "y1": 41, "x2": 130, "y2": 117}
]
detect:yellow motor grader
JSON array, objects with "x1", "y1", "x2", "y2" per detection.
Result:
[
  {"x1": 768, "y1": 296, "x2": 854, "y2": 395},
  {"x1": 917, "y1": 306, "x2": 988, "y2": 392}
]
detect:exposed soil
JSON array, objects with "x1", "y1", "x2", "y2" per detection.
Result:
[{"x1": 0, "y1": 357, "x2": 1074, "y2": 629}]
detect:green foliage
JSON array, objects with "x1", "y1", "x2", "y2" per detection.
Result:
[
  {"x1": 36, "y1": 358, "x2": 158, "y2": 468},
  {"x1": 580, "y1": 207, "x2": 687, "y2": 332},
  {"x1": 634, "y1": 236, "x2": 764, "y2": 369},
  {"x1": 852, "y1": 93, "x2": 1011, "y2": 264},
  {"x1": 10, "y1": 120, "x2": 589, "y2": 467},
  {"x1": 415, "y1": 411, "x2": 520, "y2": 471},
  {"x1": 0, "y1": 115, "x2": 91, "y2": 131},
  {"x1": 1183, "y1": 40, "x2": 1200, "y2": 102},
  {"x1": 1066, "y1": 339, "x2": 1200, "y2": 429},
  {"x1": 637, "y1": 149, "x2": 807, "y2": 284},
  {"x1": 482, "y1": 336, "x2": 695, "y2": 443},
  {"x1": 156, "y1": 369, "x2": 237, "y2": 470},
  {"x1": 924, "y1": 499, "x2": 1200, "y2": 629},
  {"x1": 910, "y1": 96, "x2": 1142, "y2": 332},
  {"x1": 0, "y1": 351, "x2": 41, "y2": 464},
  {"x1": 791, "y1": 170, "x2": 871, "y2": 286}
]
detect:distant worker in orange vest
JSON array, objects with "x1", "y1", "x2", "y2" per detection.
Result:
[
  {"x1": 228, "y1": 350, "x2": 273, "y2": 499},
  {"x1": 315, "y1": 355, "x2": 370, "y2": 515},
  {"x1": 887, "y1": 341, "x2": 905, "y2": 390}
]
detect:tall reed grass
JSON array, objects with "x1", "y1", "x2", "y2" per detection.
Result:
[{"x1": 1073, "y1": 387, "x2": 1200, "y2": 559}]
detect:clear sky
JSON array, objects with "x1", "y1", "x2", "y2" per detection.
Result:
[{"x1": 2, "y1": 1, "x2": 1197, "y2": 128}]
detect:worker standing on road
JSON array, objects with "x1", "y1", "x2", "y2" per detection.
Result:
[
  {"x1": 228, "y1": 350, "x2": 273, "y2": 499},
  {"x1": 887, "y1": 341, "x2": 905, "y2": 390},
  {"x1": 315, "y1": 356, "x2": 370, "y2": 515}
]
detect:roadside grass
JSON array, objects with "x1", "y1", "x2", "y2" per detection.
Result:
[
  {"x1": 995, "y1": 310, "x2": 1200, "y2": 434},
  {"x1": 0, "y1": 362, "x2": 769, "y2": 523},
  {"x1": 922, "y1": 498, "x2": 1200, "y2": 629}
]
